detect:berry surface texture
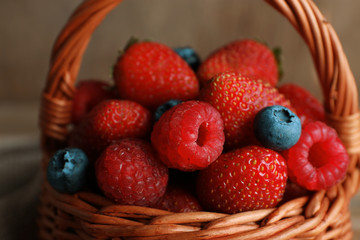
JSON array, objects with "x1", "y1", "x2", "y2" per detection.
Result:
[
  {"x1": 253, "y1": 105, "x2": 301, "y2": 151},
  {"x1": 283, "y1": 121, "x2": 349, "y2": 191},
  {"x1": 47, "y1": 148, "x2": 89, "y2": 194},
  {"x1": 196, "y1": 145, "x2": 288, "y2": 214},
  {"x1": 95, "y1": 139, "x2": 169, "y2": 206},
  {"x1": 47, "y1": 37, "x2": 353, "y2": 219},
  {"x1": 199, "y1": 71, "x2": 292, "y2": 150},
  {"x1": 151, "y1": 100, "x2": 225, "y2": 171},
  {"x1": 113, "y1": 41, "x2": 199, "y2": 109}
]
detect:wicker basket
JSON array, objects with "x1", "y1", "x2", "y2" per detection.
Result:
[{"x1": 38, "y1": 0, "x2": 360, "y2": 239}]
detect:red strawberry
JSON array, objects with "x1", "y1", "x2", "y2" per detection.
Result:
[
  {"x1": 196, "y1": 145, "x2": 287, "y2": 214},
  {"x1": 71, "y1": 79, "x2": 117, "y2": 125},
  {"x1": 113, "y1": 41, "x2": 199, "y2": 109},
  {"x1": 153, "y1": 184, "x2": 203, "y2": 213},
  {"x1": 197, "y1": 39, "x2": 279, "y2": 86},
  {"x1": 95, "y1": 139, "x2": 168, "y2": 206},
  {"x1": 199, "y1": 71, "x2": 292, "y2": 150},
  {"x1": 151, "y1": 100, "x2": 225, "y2": 171},
  {"x1": 69, "y1": 99, "x2": 152, "y2": 159},
  {"x1": 282, "y1": 121, "x2": 349, "y2": 191},
  {"x1": 278, "y1": 83, "x2": 325, "y2": 125}
]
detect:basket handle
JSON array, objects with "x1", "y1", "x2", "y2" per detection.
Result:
[
  {"x1": 40, "y1": 0, "x2": 123, "y2": 148},
  {"x1": 40, "y1": 0, "x2": 360, "y2": 156}
]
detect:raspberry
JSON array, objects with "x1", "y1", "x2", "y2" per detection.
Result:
[
  {"x1": 151, "y1": 100, "x2": 225, "y2": 171},
  {"x1": 283, "y1": 121, "x2": 349, "y2": 190},
  {"x1": 95, "y1": 139, "x2": 169, "y2": 206}
]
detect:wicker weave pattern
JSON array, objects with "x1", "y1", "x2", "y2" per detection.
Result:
[{"x1": 38, "y1": 0, "x2": 360, "y2": 239}]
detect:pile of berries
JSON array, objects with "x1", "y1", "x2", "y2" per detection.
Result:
[{"x1": 47, "y1": 38, "x2": 349, "y2": 214}]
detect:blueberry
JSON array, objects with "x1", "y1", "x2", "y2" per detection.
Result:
[
  {"x1": 253, "y1": 105, "x2": 301, "y2": 151},
  {"x1": 154, "y1": 99, "x2": 182, "y2": 122},
  {"x1": 173, "y1": 47, "x2": 201, "y2": 72},
  {"x1": 47, "y1": 148, "x2": 89, "y2": 193}
]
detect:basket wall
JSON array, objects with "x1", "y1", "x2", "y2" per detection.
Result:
[{"x1": 38, "y1": 0, "x2": 360, "y2": 239}]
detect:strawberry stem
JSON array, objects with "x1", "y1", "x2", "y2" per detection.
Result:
[
  {"x1": 124, "y1": 36, "x2": 139, "y2": 51},
  {"x1": 273, "y1": 47, "x2": 283, "y2": 80}
]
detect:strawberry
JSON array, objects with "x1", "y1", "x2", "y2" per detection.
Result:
[
  {"x1": 199, "y1": 71, "x2": 292, "y2": 150},
  {"x1": 69, "y1": 99, "x2": 152, "y2": 159},
  {"x1": 153, "y1": 184, "x2": 203, "y2": 212},
  {"x1": 113, "y1": 40, "x2": 199, "y2": 109},
  {"x1": 196, "y1": 145, "x2": 287, "y2": 214},
  {"x1": 197, "y1": 39, "x2": 279, "y2": 86},
  {"x1": 278, "y1": 83, "x2": 326, "y2": 125},
  {"x1": 71, "y1": 79, "x2": 117, "y2": 125},
  {"x1": 95, "y1": 139, "x2": 169, "y2": 206}
]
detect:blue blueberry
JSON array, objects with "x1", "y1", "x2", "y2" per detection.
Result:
[
  {"x1": 173, "y1": 47, "x2": 201, "y2": 72},
  {"x1": 47, "y1": 148, "x2": 89, "y2": 193},
  {"x1": 253, "y1": 105, "x2": 301, "y2": 151},
  {"x1": 154, "y1": 99, "x2": 182, "y2": 122}
]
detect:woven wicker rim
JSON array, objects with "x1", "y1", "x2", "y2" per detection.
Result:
[{"x1": 38, "y1": 0, "x2": 360, "y2": 239}]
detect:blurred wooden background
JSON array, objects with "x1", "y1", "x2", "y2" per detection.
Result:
[
  {"x1": 1, "y1": 1, "x2": 360, "y2": 238},
  {"x1": 1, "y1": 0, "x2": 360, "y2": 136}
]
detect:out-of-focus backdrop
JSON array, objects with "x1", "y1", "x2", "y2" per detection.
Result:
[
  {"x1": 1, "y1": 1, "x2": 360, "y2": 239},
  {"x1": 1, "y1": 0, "x2": 360, "y2": 138}
]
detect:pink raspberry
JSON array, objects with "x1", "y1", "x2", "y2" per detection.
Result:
[
  {"x1": 282, "y1": 121, "x2": 349, "y2": 190},
  {"x1": 95, "y1": 139, "x2": 168, "y2": 206},
  {"x1": 151, "y1": 100, "x2": 225, "y2": 171}
]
